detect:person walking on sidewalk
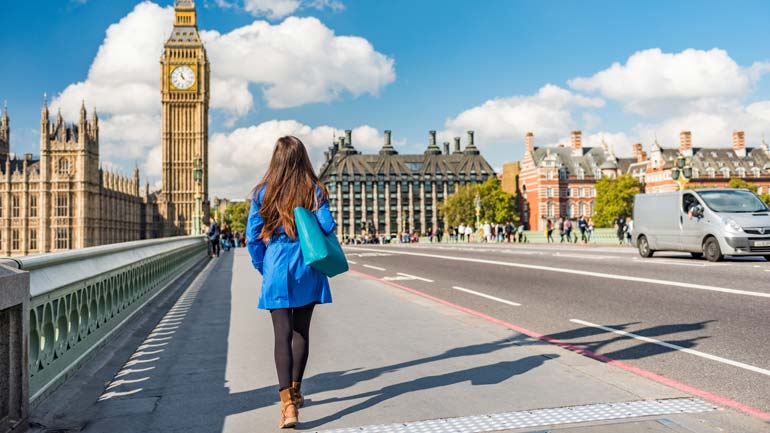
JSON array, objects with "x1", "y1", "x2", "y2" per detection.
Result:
[
  {"x1": 558, "y1": 217, "x2": 565, "y2": 243},
  {"x1": 546, "y1": 219, "x2": 554, "y2": 243},
  {"x1": 207, "y1": 216, "x2": 220, "y2": 257},
  {"x1": 564, "y1": 218, "x2": 573, "y2": 243},
  {"x1": 245, "y1": 136, "x2": 337, "y2": 429}
]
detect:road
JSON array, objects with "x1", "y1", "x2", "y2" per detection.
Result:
[{"x1": 344, "y1": 242, "x2": 770, "y2": 416}]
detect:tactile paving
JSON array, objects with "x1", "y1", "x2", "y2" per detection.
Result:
[{"x1": 316, "y1": 398, "x2": 718, "y2": 433}]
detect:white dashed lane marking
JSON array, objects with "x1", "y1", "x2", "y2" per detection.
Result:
[
  {"x1": 363, "y1": 264, "x2": 386, "y2": 271},
  {"x1": 452, "y1": 286, "x2": 521, "y2": 306}
]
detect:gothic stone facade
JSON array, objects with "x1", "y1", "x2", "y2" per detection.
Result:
[
  {"x1": 0, "y1": 104, "x2": 150, "y2": 256},
  {"x1": 158, "y1": 0, "x2": 211, "y2": 237},
  {"x1": 515, "y1": 130, "x2": 770, "y2": 231},
  {"x1": 318, "y1": 130, "x2": 495, "y2": 239}
]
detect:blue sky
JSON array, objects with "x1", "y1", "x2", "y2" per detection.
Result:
[{"x1": 2, "y1": 0, "x2": 770, "y2": 197}]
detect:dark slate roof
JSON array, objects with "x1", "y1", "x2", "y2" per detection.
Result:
[
  {"x1": 1, "y1": 158, "x2": 40, "y2": 176},
  {"x1": 652, "y1": 143, "x2": 770, "y2": 173},
  {"x1": 318, "y1": 142, "x2": 495, "y2": 180},
  {"x1": 530, "y1": 145, "x2": 635, "y2": 176}
]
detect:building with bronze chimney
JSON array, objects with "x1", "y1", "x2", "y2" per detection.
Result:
[{"x1": 318, "y1": 129, "x2": 495, "y2": 239}]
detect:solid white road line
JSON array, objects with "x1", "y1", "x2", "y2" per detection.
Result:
[
  {"x1": 397, "y1": 272, "x2": 434, "y2": 282},
  {"x1": 346, "y1": 247, "x2": 770, "y2": 299},
  {"x1": 348, "y1": 260, "x2": 358, "y2": 264},
  {"x1": 570, "y1": 319, "x2": 770, "y2": 377},
  {"x1": 452, "y1": 286, "x2": 521, "y2": 306},
  {"x1": 362, "y1": 264, "x2": 386, "y2": 271}
]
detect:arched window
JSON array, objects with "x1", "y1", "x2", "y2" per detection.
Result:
[
  {"x1": 58, "y1": 158, "x2": 70, "y2": 175},
  {"x1": 547, "y1": 202, "x2": 554, "y2": 218},
  {"x1": 736, "y1": 167, "x2": 746, "y2": 178}
]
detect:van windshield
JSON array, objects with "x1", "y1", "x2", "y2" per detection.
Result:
[{"x1": 697, "y1": 190, "x2": 768, "y2": 213}]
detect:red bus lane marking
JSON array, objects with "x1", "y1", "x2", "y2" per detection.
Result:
[{"x1": 348, "y1": 269, "x2": 770, "y2": 421}]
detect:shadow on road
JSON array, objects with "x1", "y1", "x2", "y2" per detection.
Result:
[
  {"x1": 299, "y1": 354, "x2": 559, "y2": 429},
  {"x1": 545, "y1": 320, "x2": 715, "y2": 361}
]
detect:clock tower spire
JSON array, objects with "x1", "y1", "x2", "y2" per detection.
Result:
[{"x1": 160, "y1": 0, "x2": 210, "y2": 236}]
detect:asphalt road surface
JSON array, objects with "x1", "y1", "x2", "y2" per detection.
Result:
[{"x1": 344, "y1": 242, "x2": 770, "y2": 417}]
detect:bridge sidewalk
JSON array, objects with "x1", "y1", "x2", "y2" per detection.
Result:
[{"x1": 29, "y1": 249, "x2": 761, "y2": 432}]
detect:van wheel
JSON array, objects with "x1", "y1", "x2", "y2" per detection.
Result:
[
  {"x1": 703, "y1": 237, "x2": 723, "y2": 262},
  {"x1": 638, "y1": 235, "x2": 654, "y2": 258},
  {"x1": 691, "y1": 252, "x2": 703, "y2": 259}
]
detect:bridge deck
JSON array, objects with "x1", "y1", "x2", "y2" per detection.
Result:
[{"x1": 28, "y1": 249, "x2": 751, "y2": 432}]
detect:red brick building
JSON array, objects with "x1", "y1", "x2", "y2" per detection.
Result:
[{"x1": 513, "y1": 130, "x2": 770, "y2": 231}]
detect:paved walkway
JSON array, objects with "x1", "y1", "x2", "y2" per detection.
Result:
[{"x1": 29, "y1": 249, "x2": 767, "y2": 432}]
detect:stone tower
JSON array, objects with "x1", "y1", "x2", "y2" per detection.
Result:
[
  {"x1": 159, "y1": 0, "x2": 210, "y2": 236},
  {"x1": 0, "y1": 102, "x2": 8, "y2": 161}
]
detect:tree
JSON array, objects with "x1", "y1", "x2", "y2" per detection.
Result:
[
  {"x1": 727, "y1": 177, "x2": 770, "y2": 206},
  {"x1": 440, "y1": 178, "x2": 518, "y2": 228},
  {"x1": 593, "y1": 174, "x2": 643, "y2": 227},
  {"x1": 223, "y1": 201, "x2": 250, "y2": 232},
  {"x1": 727, "y1": 177, "x2": 758, "y2": 193}
]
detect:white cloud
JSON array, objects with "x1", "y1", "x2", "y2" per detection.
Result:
[
  {"x1": 568, "y1": 48, "x2": 770, "y2": 115},
  {"x1": 208, "y1": 121, "x2": 382, "y2": 198},
  {"x1": 50, "y1": 1, "x2": 394, "y2": 193},
  {"x1": 218, "y1": 0, "x2": 344, "y2": 19},
  {"x1": 51, "y1": 1, "x2": 173, "y2": 174},
  {"x1": 201, "y1": 17, "x2": 395, "y2": 110},
  {"x1": 442, "y1": 84, "x2": 604, "y2": 146}
]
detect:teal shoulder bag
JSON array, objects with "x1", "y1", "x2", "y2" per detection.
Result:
[{"x1": 294, "y1": 207, "x2": 349, "y2": 277}]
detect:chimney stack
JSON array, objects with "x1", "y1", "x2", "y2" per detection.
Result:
[
  {"x1": 467, "y1": 130, "x2": 475, "y2": 148},
  {"x1": 443, "y1": 142, "x2": 450, "y2": 155},
  {"x1": 570, "y1": 130, "x2": 582, "y2": 155},
  {"x1": 345, "y1": 129, "x2": 353, "y2": 147},
  {"x1": 632, "y1": 143, "x2": 646, "y2": 162},
  {"x1": 525, "y1": 132, "x2": 534, "y2": 153},
  {"x1": 453, "y1": 137, "x2": 462, "y2": 154},
  {"x1": 679, "y1": 131, "x2": 692, "y2": 156},
  {"x1": 732, "y1": 130, "x2": 746, "y2": 158},
  {"x1": 429, "y1": 130, "x2": 437, "y2": 147},
  {"x1": 384, "y1": 130, "x2": 392, "y2": 147}
]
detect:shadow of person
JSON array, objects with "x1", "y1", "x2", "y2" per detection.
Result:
[
  {"x1": 300, "y1": 354, "x2": 559, "y2": 429},
  {"x1": 302, "y1": 334, "x2": 531, "y2": 399}
]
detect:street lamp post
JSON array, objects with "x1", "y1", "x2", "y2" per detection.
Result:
[
  {"x1": 671, "y1": 156, "x2": 693, "y2": 190},
  {"x1": 193, "y1": 156, "x2": 203, "y2": 235},
  {"x1": 474, "y1": 192, "x2": 481, "y2": 230}
]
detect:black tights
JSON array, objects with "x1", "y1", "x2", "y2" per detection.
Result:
[{"x1": 270, "y1": 303, "x2": 315, "y2": 391}]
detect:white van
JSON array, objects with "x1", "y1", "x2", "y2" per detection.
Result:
[{"x1": 633, "y1": 188, "x2": 770, "y2": 262}]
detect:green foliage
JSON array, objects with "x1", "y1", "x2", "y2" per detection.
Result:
[
  {"x1": 440, "y1": 177, "x2": 518, "y2": 228},
  {"x1": 223, "y1": 201, "x2": 250, "y2": 232},
  {"x1": 726, "y1": 178, "x2": 770, "y2": 206},
  {"x1": 593, "y1": 174, "x2": 643, "y2": 228},
  {"x1": 727, "y1": 177, "x2": 758, "y2": 193}
]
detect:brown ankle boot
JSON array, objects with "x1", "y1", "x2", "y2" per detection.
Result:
[
  {"x1": 278, "y1": 388, "x2": 298, "y2": 428},
  {"x1": 291, "y1": 382, "x2": 304, "y2": 408}
]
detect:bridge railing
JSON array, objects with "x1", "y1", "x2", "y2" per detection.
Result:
[{"x1": 0, "y1": 236, "x2": 209, "y2": 411}]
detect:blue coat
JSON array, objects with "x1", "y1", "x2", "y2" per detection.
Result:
[{"x1": 246, "y1": 186, "x2": 337, "y2": 310}]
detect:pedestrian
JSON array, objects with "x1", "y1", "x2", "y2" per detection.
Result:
[
  {"x1": 207, "y1": 216, "x2": 220, "y2": 257},
  {"x1": 564, "y1": 218, "x2": 572, "y2": 243},
  {"x1": 626, "y1": 217, "x2": 634, "y2": 245},
  {"x1": 221, "y1": 224, "x2": 232, "y2": 251},
  {"x1": 245, "y1": 136, "x2": 338, "y2": 428},
  {"x1": 546, "y1": 219, "x2": 554, "y2": 243},
  {"x1": 578, "y1": 216, "x2": 588, "y2": 244},
  {"x1": 587, "y1": 218, "x2": 595, "y2": 243},
  {"x1": 436, "y1": 226, "x2": 443, "y2": 243},
  {"x1": 517, "y1": 222, "x2": 525, "y2": 243},
  {"x1": 558, "y1": 218, "x2": 565, "y2": 243},
  {"x1": 614, "y1": 215, "x2": 626, "y2": 245}
]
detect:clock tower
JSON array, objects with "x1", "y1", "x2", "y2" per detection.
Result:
[{"x1": 160, "y1": 0, "x2": 210, "y2": 236}]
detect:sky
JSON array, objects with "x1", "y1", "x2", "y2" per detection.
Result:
[{"x1": 2, "y1": 0, "x2": 770, "y2": 198}]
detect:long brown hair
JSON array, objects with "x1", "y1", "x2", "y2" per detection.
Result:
[{"x1": 253, "y1": 136, "x2": 327, "y2": 240}]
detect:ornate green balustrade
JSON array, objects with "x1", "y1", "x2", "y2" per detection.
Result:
[{"x1": 3, "y1": 236, "x2": 208, "y2": 406}]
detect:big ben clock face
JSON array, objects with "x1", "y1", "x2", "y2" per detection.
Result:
[{"x1": 171, "y1": 65, "x2": 196, "y2": 90}]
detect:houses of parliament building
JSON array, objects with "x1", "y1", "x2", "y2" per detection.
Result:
[{"x1": 0, "y1": 0, "x2": 210, "y2": 256}]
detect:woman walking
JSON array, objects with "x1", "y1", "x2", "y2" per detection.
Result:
[{"x1": 246, "y1": 136, "x2": 337, "y2": 428}]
